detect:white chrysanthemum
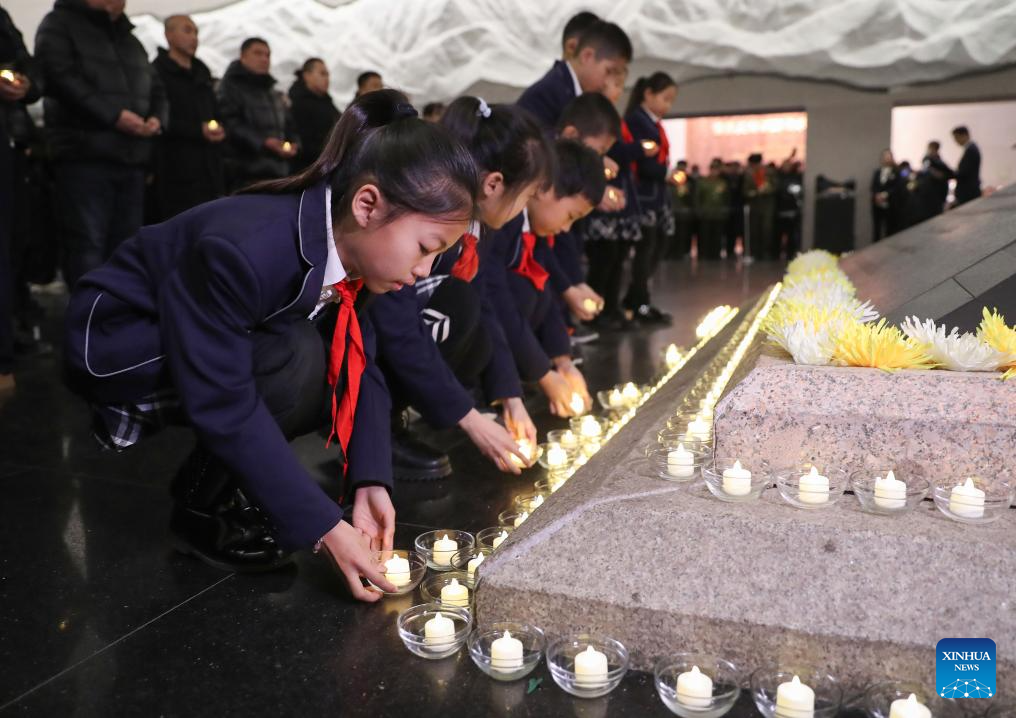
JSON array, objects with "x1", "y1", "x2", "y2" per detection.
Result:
[
  {"x1": 901, "y1": 316, "x2": 1016, "y2": 371},
  {"x1": 783, "y1": 320, "x2": 838, "y2": 365},
  {"x1": 786, "y1": 249, "x2": 839, "y2": 277}
]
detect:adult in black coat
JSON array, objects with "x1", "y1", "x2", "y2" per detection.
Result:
[
  {"x1": 217, "y1": 37, "x2": 298, "y2": 190},
  {"x1": 35, "y1": 0, "x2": 167, "y2": 288},
  {"x1": 870, "y1": 149, "x2": 905, "y2": 242},
  {"x1": 151, "y1": 15, "x2": 225, "y2": 221},
  {"x1": 288, "y1": 58, "x2": 339, "y2": 172},
  {"x1": 951, "y1": 125, "x2": 981, "y2": 206}
]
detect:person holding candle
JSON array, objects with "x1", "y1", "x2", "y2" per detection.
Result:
[
  {"x1": 371, "y1": 97, "x2": 552, "y2": 478},
  {"x1": 621, "y1": 71, "x2": 680, "y2": 326},
  {"x1": 62, "y1": 90, "x2": 478, "y2": 601},
  {"x1": 151, "y1": 15, "x2": 226, "y2": 221},
  {"x1": 217, "y1": 37, "x2": 299, "y2": 191}
]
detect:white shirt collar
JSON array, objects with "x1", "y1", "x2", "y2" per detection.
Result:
[
  {"x1": 323, "y1": 185, "x2": 347, "y2": 286},
  {"x1": 644, "y1": 106, "x2": 661, "y2": 124},
  {"x1": 466, "y1": 219, "x2": 482, "y2": 237},
  {"x1": 564, "y1": 60, "x2": 583, "y2": 98},
  {"x1": 521, "y1": 207, "x2": 531, "y2": 233}
]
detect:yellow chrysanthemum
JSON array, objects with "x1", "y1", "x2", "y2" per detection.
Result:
[
  {"x1": 978, "y1": 308, "x2": 1016, "y2": 374},
  {"x1": 786, "y1": 249, "x2": 839, "y2": 277},
  {"x1": 833, "y1": 318, "x2": 935, "y2": 371}
]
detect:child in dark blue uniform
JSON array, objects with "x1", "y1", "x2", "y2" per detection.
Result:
[
  {"x1": 63, "y1": 91, "x2": 479, "y2": 601},
  {"x1": 370, "y1": 97, "x2": 553, "y2": 478}
]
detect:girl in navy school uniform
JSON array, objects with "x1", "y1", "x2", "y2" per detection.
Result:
[
  {"x1": 622, "y1": 72, "x2": 679, "y2": 325},
  {"x1": 62, "y1": 90, "x2": 479, "y2": 602},
  {"x1": 487, "y1": 139, "x2": 606, "y2": 416},
  {"x1": 369, "y1": 97, "x2": 554, "y2": 478}
]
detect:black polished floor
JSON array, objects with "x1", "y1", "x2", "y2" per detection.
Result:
[{"x1": 0, "y1": 259, "x2": 804, "y2": 717}]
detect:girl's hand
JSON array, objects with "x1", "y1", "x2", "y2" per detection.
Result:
[
  {"x1": 554, "y1": 358, "x2": 591, "y2": 412},
  {"x1": 562, "y1": 284, "x2": 603, "y2": 322},
  {"x1": 351, "y1": 485, "x2": 395, "y2": 552},
  {"x1": 320, "y1": 520, "x2": 394, "y2": 602},
  {"x1": 502, "y1": 397, "x2": 537, "y2": 448},
  {"x1": 538, "y1": 368, "x2": 578, "y2": 417},
  {"x1": 459, "y1": 408, "x2": 526, "y2": 473}
]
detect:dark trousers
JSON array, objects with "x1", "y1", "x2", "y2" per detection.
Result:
[
  {"x1": 55, "y1": 162, "x2": 145, "y2": 288},
  {"x1": 747, "y1": 198, "x2": 776, "y2": 259},
  {"x1": 871, "y1": 205, "x2": 900, "y2": 243},
  {"x1": 507, "y1": 273, "x2": 571, "y2": 359},
  {"x1": 586, "y1": 241, "x2": 627, "y2": 317},
  {"x1": 623, "y1": 222, "x2": 662, "y2": 311},
  {"x1": 0, "y1": 129, "x2": 14, "y2": 374},
  {"x1": 698, "y1": 218, "x2": 725, "y2": 260}
]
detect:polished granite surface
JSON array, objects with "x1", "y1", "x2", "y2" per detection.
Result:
[{"x1": 0, "y1": 257, "x2": 914, "y2": 717}]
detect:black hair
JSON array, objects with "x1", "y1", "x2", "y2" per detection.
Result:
[
  {"x1": 952, "y1": 125, "x2": 969, "y2": 136},
  {"x1": 246, "y1": 90, "x2": 478, "y2": 230},
  {"x1": 357, "y1": 71, "x2": 381, "y2": 89},
  {"x1": 747, "y1": 153, "x2": 763, "y2": 164},
  {"x1": 576, "y1": 20, "x2": 633, "y2": 62},
  {"x1": 441, "y1": 97, "x2": 554, "y2": 196},
  {"x1": 624, "y1": 71, "x2": 676, "y2": 116},
  {"x1": 562, "y1": 11, "x2": 599, "y2": 48},
  {"x1": 422, "y1": 102, "x2": 446, "y2": 119},
  {"x1": 551, "y1": 139, "x2": 607, "y2": 205},
  {"x1": 556, "y1": 93, "x2": 620, "y2": 141},
  {"x1": 928, "y1": 140, "x2": 941, "y2": 150},
  {"x1": 299, "y1": 57, "x2": 325, "y2": 74},
  {"x1": 240, "y1": 37, "x2": 268, "y2": 54}
]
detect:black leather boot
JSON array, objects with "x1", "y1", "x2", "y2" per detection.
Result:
[
  {"x1": 392, "y1": 411, "x2": 452, "y2": 482},
  {"x1": 169, "y1": 449, "x2": 293, "y2": 573}
]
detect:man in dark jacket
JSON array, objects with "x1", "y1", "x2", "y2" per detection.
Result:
[
  {"x1": 0, "y1": 6, "x2": 43, "y2": 393},
  {"x1": 35, "y1": 0, "x2": 167, "y2": 288},
  {"x1": 288, "y1": 58, "x2": 339, "y2": 172},
  {"x1": 152, "y1": 14, "x2": 225, "y2": 220},
  {"x1": 952, "y1": 125, "x2": 981, "y2": 206},
  {"x1": 217, "y1": 37, "x2": 298, "y2": 190}
]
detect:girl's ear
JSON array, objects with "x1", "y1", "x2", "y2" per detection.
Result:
[
  {"x1": 350, "y1": 183, "x2": 384, "y2": 228},
  {"x1": 481, "y1": 171, "x2": 505, "y2": 201}
]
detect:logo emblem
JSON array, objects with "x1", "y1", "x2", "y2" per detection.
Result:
[{"x1": 936, "y1": 638, "x2": 996, "y2": 699}]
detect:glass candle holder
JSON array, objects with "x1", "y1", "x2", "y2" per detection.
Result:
[
  {"x1": 597, "y1": 389, "x2": 629, "y2": 413},
  {"x1": 537, "y1": 442, "x2": 575, "y2": 472},
  {"x1": 365, "y1": 549, "x2": 427, "y2": 596},
  {"x1": 414, "y1": 529, "x2": 476, "y2": 571},
  {"x1": 420, "y1": 570, "x2": 473, "y2": 608},
  {"x1": 468, "y1": 621, "x2": 546, "y2": 682},
  {"x1": 655, "y1": 653, "x2": 742, "y2": 718},
  {"x1": 932, "y1": 475, "x2": 1014, "y2": 525},
  {"x1": 535, "y1": 473, "x2": 570, "y2": 496},
  {"x1": 498, "y1": 509, "x2": 529, "y2": 529},
  {"x1": 397, "y1": 602, "x2": 471, "y2": 660},
  {"x1": 667, "y1": 414, "x2": 713, "y2": 443},
  {"x1": 476, "y1": 525, "x2": 513, "y2": 551},
  {"x1": 547, "y1": 429, "x2": 581, "y2": 452},
  {"x1": 657, "y1": 429, "x2": 712, "y2": 454},
  {"x1": 450, "y1": 545, "x2": 492, "y2": 587},
  {"x1": 702, "y1": 458, "x2": 771, "y2": 502},
  {"x1": 643, "y1": 444, "x2": 710, "y2": 482},
  {"x1": 750, "y1": 664, "x2": 841, "y2": 718},
  {"x1": 569, "y1": 415, "x2": 609, "y2": 445},
  {"x1": 864, "y1": 681, "x2": 941, "y2": 718},
  {"x1": 513, "y1": 491, "x2": 547, "y2": 514},
  {"x1": 774, "y1": 464, "x2": 849, "y2": 510},
  {"x1": 850, "y1": 470, "x2": 930, "y2": 516},
  {"x1": 546, "y1": 632, "x2": 629, "y2": 699}
]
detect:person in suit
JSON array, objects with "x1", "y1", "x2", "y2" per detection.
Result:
[
  {"x1": 622, "y1": 72, "x2": 679, "y2": 324},
  {"x1": 289, "y1": 58, "x2": 340, "y2": 172},
  {"x1": 487, "y1": 140, "x2": 605, "y2": 416},
  {"x1": 870, "y1": 148, "x2": 904, "y2": 242},
  {"x1": 62, "y1": 91, "x2": 479, "y2": 600},
  {"x1": 911, "y1": 140, "x2": 952, "y2": 224},
  {"x1": 516, "y1": 19, "x2": 632, "y2": 132},
  {"x1": 951, "y1": 125, "x2": 981, "y2": 206},
  {"x1": 151, "y1": 14, "x2": 225, "y2": 221},
  {"x1": 743, "y1": 153, "x2": 778, "y2": 256},
  {"x1": 560, "y1": 10, "x2": 600, "y2": 60}
]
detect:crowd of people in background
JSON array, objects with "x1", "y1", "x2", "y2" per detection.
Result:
[{"x1": 870, "y1": 127, "x2": 982, "y2": 243}]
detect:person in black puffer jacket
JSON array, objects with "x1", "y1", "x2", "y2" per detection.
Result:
[
  {"x1": 217, "y1": 37, "x2": 298, "y2": 190},
  {"x1": 288, "y1": 58, "x2": 339, "y2": 173},
  {"x1": 151, "y1": 14, "x2": 225, "y2": 221},
  {"x1": 35, "y1": 0, "x2": 167, "y2": 288}
]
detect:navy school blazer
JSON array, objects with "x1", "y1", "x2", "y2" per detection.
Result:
[
  {"x1": 63, "y1": 180, "x2": 391, "y2": 550},
  {"x1": 516, "y1": 60, "x2": 578, "y2": 132},
  {"x1": 368, "y1": 227, "x2": 523, "y2": 429},
  {"x1": 625, "y1": 107, "x2": 670, "y2": 212}
]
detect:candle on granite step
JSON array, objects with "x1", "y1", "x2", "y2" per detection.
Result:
[
  {"x1": 949, "y1": 477, "x2": 985, "y2": 518},
  {"x1": 665, "y1": 344, "x2": 681, "y2": 369},
  {"x1": 776, "y1": 675, "x2": 815, "y2": 717},
  {"x1": 492, "y1": 530, "x2": 509, "y2": 549},
  {"x1": 667, "y1": 443, "x2": 695, "y2": 478},
  {"x1": 676, "y1": 665, "x2": 713, "y2": 708},
  {"x1": 383, "y1": 554, "x2": 411, "y2": 588},
  {"x1": 559, "y1": 430, "x2": 579, "y2": 450},
  {"x1": 889, "y1": 693, "x2": 931, "y2": 718},
  {"x1": 722, "y1": 460, "x2": 752, "y2": 496},
  {"x1": 608, "y1": 389, "x2": 624, "y2": 409},
  {"x1": 579, "y1": 415, "x2": 602, "y2": 440},
  {"x1": 546, "y1": 442, "x2": 569, "y2": 469},
  {"x1": 467, "y1": 552, "x2": 484, "y2": 577},
  {"x1": 432, "y1": 534, "x2": 458, "y2": 566},
  {"x1": 574, "y1": 645, "x2": 609, "y2": 686},
  {"x1": 687, "y1": 416, "x2": 711, "y2": 440},
  {"x1": 490, "y1": 630, "x2": 524, "y2": 672},
  {"x1": 440, "y1": 578, "x2": 469, "y2": 607},
  {"x1": 424, "y1": 611, "x2": 455, "y2": 647},
  {"x1": 513, "y1": 511, "x2": 529, "y2": 527},
  {"x1": 621, "y1": 382, "x2": 640, "y2": 405},
  {"x1": 798, "y1": 466, "x2": 830, "y2": 504},
  {"x1": 873, "y1": 470, "x2": 907, "y2": 509}
]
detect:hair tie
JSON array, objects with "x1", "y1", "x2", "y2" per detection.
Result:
[
  {"x1": 476, "y1": 98, "x2": 492, "y2": 119},
  {"x1": 394, "y1": 102, "x2": 419, "y2": 120}
]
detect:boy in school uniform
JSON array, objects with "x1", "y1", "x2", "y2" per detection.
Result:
[
  {"x1": 486, "y1": 140, "x2": 606, "y2": 416},
  {"x1": 62, "y1": 92, "x2": 479, "y2": 601}
]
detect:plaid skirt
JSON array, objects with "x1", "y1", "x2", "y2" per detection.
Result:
[
  {"x1": 585, "y1": 213, "x2": 643, "y2": 243},
  {"x1": 640, "y1": 203, "x2": 675, "y2": 236},
  {"x1": 90, "y1": 387, "x2": 185, "y2": 451}
]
